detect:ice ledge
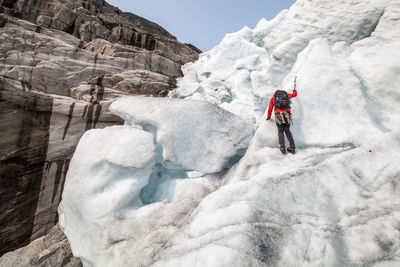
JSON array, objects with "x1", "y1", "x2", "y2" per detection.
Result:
[{"x1": 109, "y1": 96, "x2": 254, "y2": 174}]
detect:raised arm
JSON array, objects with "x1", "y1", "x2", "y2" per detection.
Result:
[{"x1": 288, "y1": 90, "x2": 297, "y2": 98}]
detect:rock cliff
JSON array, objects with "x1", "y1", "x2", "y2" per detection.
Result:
[
  {"x1": 0, "y1": 0, "x2": 200, "y2": 257},
  {"x1": 0, "y1": 224, "x2": 82, "y2": 267}
]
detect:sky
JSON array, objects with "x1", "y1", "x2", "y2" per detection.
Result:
[{"x1": 106, "y1": 0, "x2": 296, "y2": 52}]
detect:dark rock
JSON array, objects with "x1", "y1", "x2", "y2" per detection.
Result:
[
  {"x1": 0, "y1": 76, "x2": 124, "y2": 256},
  {"x1": 185, "y1": 43, "x2": 203, "y2": 54},
  {"x1": 0, "y1": 85, "x2": 53, "y2": 256},
  {"x1": 0, "y1": 0, "x2": 198, "y2": 64},
  {"x1": 0, "y1": 224, "x2": 82, "y2": 267}
]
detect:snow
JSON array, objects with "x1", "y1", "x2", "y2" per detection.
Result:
[
  {"x1": 58, "y1": 125, "x2": 156, "y2": 265},
  {"x1": 60, "y1": 0, "x2": 400, "y2": 266},
  {"x1": 59, "y1": 97, "x2": 253, "y2": 266},
  {"x1": 154, "y1": 131, "x2": 400, "y2": 266}
]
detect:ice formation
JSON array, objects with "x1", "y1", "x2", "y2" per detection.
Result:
[
  {"x1": 59, "y1": 97, "x2": 253, "y2": 266},
  {"x1": 171, "y1": 0, "x2": 400, "y2": 128},
  {"x1": 59, "y1": 0, "x2": 400, "y2": 266}
]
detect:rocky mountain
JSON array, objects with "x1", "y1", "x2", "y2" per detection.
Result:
[{"x1": 0, "y1": 0, "x2": 200, "y2": 259}]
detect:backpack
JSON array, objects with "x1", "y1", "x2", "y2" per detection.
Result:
[{"x1": 274, "y1": 90, "x2": 291, "y2": 109}]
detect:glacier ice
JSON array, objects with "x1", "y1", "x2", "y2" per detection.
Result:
[
  {"x1": 59, "y1": 97, "x2": 253, "y2": 266},
  {"x1": 109, "y1": 96, "x2": 254, "y2": 174},
  {"x1": 171, "y1": 0, "x2": 399, "y2": 126},
  {"x1": 60, "y1": 0, "x2": 400, "y2": 266}
]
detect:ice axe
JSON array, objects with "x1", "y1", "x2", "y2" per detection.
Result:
[{"x1": 293, "y1": 76, "x2": 297, "y2": 91}]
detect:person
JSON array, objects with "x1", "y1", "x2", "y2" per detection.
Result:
[{"x1": 266, "y1": 88, "x2": 297, "y2": 154}]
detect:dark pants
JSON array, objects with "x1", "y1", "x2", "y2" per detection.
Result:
[{"x1": 277, "y1": 123, "x2": 295, "y2": 149}]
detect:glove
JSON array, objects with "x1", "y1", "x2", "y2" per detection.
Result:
[{"x1": 266, "y1": 117, "x2": 271, "y2": 121}]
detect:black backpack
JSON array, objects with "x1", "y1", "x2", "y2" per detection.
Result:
[{"x1": 275, "y1": 90, "x2": 291, "y2": 109}]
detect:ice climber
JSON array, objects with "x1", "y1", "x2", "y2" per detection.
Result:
[{"x1": 266, "y1": 78, "x2": 298, "y2": 154}]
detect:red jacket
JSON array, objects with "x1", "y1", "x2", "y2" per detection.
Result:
[{"x1": 267, "y1": 90, "x2": 297, "y2": 118}]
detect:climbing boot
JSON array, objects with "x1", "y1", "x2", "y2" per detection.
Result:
[
  {"x1": 287, "y1": 147, "x2": 296, "y2": 154},
  {"x1": 280, "y1": 146, "x2": 286, "y2": 154}
]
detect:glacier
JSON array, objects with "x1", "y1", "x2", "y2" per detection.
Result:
[{"x1": 59, "y1": 0, "x2": 400, "y2": 266}]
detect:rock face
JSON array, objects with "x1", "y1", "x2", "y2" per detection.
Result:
[
  {"x1": 0, "y1": 0, "x2": 199, "y2": 65},
  {"x1": 0, "y1": 0, "x2": 199, "y2": 257},
  {"x1": 0, "y1": 224, "x2": 82, "y2": 267}
]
